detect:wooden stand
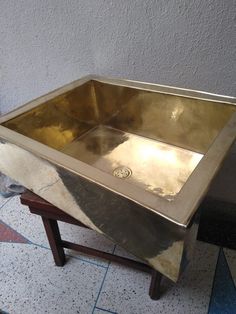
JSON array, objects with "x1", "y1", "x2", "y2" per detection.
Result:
[{"x1": 20, "y1": 191, "x2": 163, "y2": 300}]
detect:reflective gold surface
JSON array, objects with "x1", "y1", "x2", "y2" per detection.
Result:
[
  {"x1": 94, "y1": 81, "x2": 236, "y2": 154},
  {"x1": 2, "y1": 77, "x2": 235, "y2": 202},
  {"x1": 62, "y1": 125, "x2": 203, "y2": 200},
  {"x1": 1, "y1": 76, "x2": 236, "y2": 224},
  {"x1": 3, "y1": 79, "x2": 235, "y2": 154},
  {"x1": 3, "y1": 81, "x2": 98, "y2": 150},
  {"x1": 0, "y1": 76, "x2": 236, "y2": 281}
]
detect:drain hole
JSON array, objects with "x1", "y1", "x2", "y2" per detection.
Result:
[{"x1": 113, "y1": 166, "x2": 132, "y2": 179}]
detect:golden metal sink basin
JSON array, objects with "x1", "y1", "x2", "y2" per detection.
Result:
[{"x1": 0, "y1": 76, "x2": 236, "y2": 281}]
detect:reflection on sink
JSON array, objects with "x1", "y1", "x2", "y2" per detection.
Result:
[
  {"x1": 0, "y1": 76, "x2": 235, "y2": 281},
  {"x1": 62, "y1": 125, "x2": 203, "y2": 200}
]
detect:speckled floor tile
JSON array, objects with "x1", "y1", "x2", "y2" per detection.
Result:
[
  {"x1": 0, "y1": 196, "x2": 115, "y2": 265},
  {"x1": 224, "y1": 248, "x2": 236, "y2": 286},
  {"x1": 96, "y1": 241, "x2": 219, "y2": 314},
  {"x1": 0, "y1": 196, "x2": 47, "y2": 244},
  {"x1": 0, "y1": 243, "x2": 106, "y2": 314},
  {"x1": 1, "y1": 195, "x2": 229, "y2": 313}
]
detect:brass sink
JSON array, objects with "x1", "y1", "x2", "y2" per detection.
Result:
[{"x1": 0, "y1": 76, "x2": 236, "y2": 281}]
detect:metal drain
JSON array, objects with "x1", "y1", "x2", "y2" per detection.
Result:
[{"x1": 113, "y1": 166, "x2": 132, "y2": 179}]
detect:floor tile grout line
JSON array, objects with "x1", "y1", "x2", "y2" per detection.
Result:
[
  {"x1": 0, "y1": 240, "x2": 30, "y2": 245},
  {"x1": 0, "y1": 197, "x2": 12, "y2": 210},
  {"x1": 0, "y1": 196, "x2": 111, "y2": 269},
  {"x1": 92, "y1": 259, "x2": 111, "y2": 314},
  {"x1": 1, "y1": 239, "x2": 109, "y2": 269},
  {"x1": 92, "y1": 245, "x2": 117, "y2": 314},
  {"x1": 1, "y1": 236, "x2": 112, "y2": 269},
  {"x1": 29, "y1": 241, "x2": 109, "y2": 269},
  {"x1": 207, "y1": 247, "x2": 221, "y2": 314},
  {"x1": 94, "y1": 306, "x2": 118, "y2": 314},
  {"x1": 222, "y1": 248, "x2": 236, "y2": 291},
  {"x1": 0, "y1": 203, "x2": 113, "y2": 270}
]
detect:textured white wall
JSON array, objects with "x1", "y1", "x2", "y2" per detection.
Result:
[
  {"x1": 0, "y1": 0, "x2": 235, "y2": 114},
  {"x1": 0, "y1": 0, "x2": 236, "y2": 201}
]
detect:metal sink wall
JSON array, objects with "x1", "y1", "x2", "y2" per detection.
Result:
[{"x1": 0, "y1": 76, "x2": 236, "y2": 281}]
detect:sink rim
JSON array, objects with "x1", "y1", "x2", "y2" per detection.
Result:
[{"x1": 0, "y1": 75, "x2": 236, "y2": 227}]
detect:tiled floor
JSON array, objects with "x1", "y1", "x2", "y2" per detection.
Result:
[{"x1": 0, "y1": 195, "x2": 236, "y2": 314}]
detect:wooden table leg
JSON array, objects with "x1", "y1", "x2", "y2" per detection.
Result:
[
  {"x1": 22, "y1": 193, "x2": 168, "y2": 300},
  {"x1": 41, "y1": 217, "x2": 66, "y2": 267},
  {"x1": 149, "y1": 269, "x2": 162, "y2": 300}
]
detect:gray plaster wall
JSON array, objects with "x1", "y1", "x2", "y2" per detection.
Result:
[
  {"x1": 0, "y1": 0, "x2": 236, "y2": 202},
  {"x1": 1, "y1": 0, "x2": 235, "y2": 113}
]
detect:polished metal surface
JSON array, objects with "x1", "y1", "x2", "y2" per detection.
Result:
[
  {"x1": 62, "y1": 125, "x2": 203, "y2": 200},
  {"x1": 0, "y1": 76, "x2": 235, "y2": 281}
]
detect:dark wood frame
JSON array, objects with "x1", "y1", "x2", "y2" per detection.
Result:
[{"x1": 21, "y1": 191, "x2": 163, "y2": 300}]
